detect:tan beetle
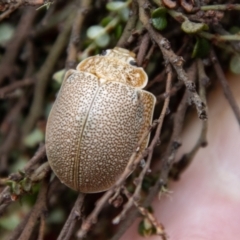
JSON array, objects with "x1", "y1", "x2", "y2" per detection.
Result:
[{"x1": 46, "y1": 47, "x2": 156, "y2": 193}]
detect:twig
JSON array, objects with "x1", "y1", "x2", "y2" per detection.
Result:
[
  {"x1": 66, "y1": 0, "x2": 92, "y2": 69},
  {"x1": 31, "y1": 4, "x2": 73, "y2": 38},
  {"x1": 8, "y1": 144, "x2": 46, "y2": 181},
  {"x1": 57, "y1": 193, "x2": 86, "y2": 240},
  {"x1": 18, "y1": 177, "x2": 49, "y2": 240},
  {"x1": 113, "y1": 65, "x2": 172, "y2": 225},
  {"x1": 117, "y1": 0, "x2": 139, "y2": 48},
  {"x1": 210, "y1": 49, "x2": 240, "y2": 126},
  {"x1": 136, "y1": 33, "x2": 150, "y2": 66},
  {"x1": 138, "y1": 0, "x2": 207, "y2": 120},
  {"x1": 171, "y1": 59, "x2": 208, "y2": 180},
  {"x1": 38, "y1": 214, "x2": 46, "y2": 240},
  {"x1": 201, "y1": 4, "x2": 240, "y2": 11},
  {"x1": 0, "y1": 8, "x2": 36, "y2": 85},
  {"x1": 146, "y1": 70, "x2": 165, "y2": 90},
  {"x1": 0, "y1": 124, "x2": 18, "y2": 174},
  {"x1": 0, "y1": 78, "x2": 35, "y2": 98},
  {"x1": 212, "y1": 24, "x2": 240, "y2": 53},
  {"x1": 0, "y1": 1, "x2": 23, "y2": 22},
  {"x1": 122, "y1": 187, "x2": 166, "y2": 239},
  {"x1": 110, "y1": 173, "x2": 165, "y2": 240},
  {"x1": 24, "y1": 145, "x2": 46, "y2": 175},
  {"x1": 8, "y1": 212, "x2": 31, "y2": 240},
  {"x1": 199, "y1": 31, "x2": 240, "y2": 42},
  {"x1": 0, "y1": 152, "x2": 48, "y2": 214},
  {"x1": 22, "y1": 11, "x2": 75, "y2": 135},
  {"x1": 142, "y1": 43, "x2": 155, "y2": 69}
]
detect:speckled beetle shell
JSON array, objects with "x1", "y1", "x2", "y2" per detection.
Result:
[{"x1": 46, "y1": 47, "x2": 156, "y2": 193}]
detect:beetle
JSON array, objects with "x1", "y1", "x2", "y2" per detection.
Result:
[{"x1": 46, "y1": 47, "x2": 156, "y2": 193}]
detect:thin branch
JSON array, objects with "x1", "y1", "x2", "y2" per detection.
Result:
[
  {"x1": 138, "y1": 0, "x2": 207, "y2": 120},
  {"x1": 113, "y1": 65, "x2": 172, "y2": 225},
  {"x1": 18, "y1": 177, "x2": 49, "y2": 240},
  {"x1": 122, "y1": 187, "x2": 166, "y2": 239},
  {"x1": 23, "y1": 12, "x2": 75, "y2": 135},
  {"x1": 199, "y1": 31, "x2": 240, "y2": 42},
  {"x1": 57, "y1": 193, "x2": 86, "y2": 240},
  {"x1": 210, "y1": 49, "x2": 240, "y2": 126},
  {"x1": 171, "y1": 59, "x2": 208, "y2": 180},
  {"x1": 0, "y1": 8, "x2": 36, "y2": 85},
  {"x1": 136, "y1": 33, "x2": 150, "y2": 66},
  {"x1": 8, "y1": 212, "x2": 31, "y2": 240},
  {"x1": 66, "y1": 0, "x2": 92, "y2": 69},
  {"x1": 0, "y1": 1, "x2": 23, "y2": 22},
  {"x1": 37, "y1": 214, "x2": 46, "y2": 240},
  {"x1": 0, "y1": 78, "x2": 35, "y2": 98},
  {"x1": 201, "y1": 4, "x2": 240, "y2": 11},
  {"x1": 0, "y1": 160, "x2": 49, "y2": 214},
  {"x1": 117, "y1": 0, "x2": 139, "y2": 48}
]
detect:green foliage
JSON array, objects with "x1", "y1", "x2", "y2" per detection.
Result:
[
  {"x1": 192, "y1": 38, "x2": 210, "y2": 58},
  {"x1": 230, "y1": 55, "x2": 240, "y2": 74},
  {"x1": 151, "y1": 7, "x2": 167, "y2": 31},
  {"x1": 0, "y1": 23, "x2": 14, "y2": 46},
  {"x1": 181, "y1": 20, "x2": 208, "y2": 34},
  {"x1": 138, "y1": 218, "x2": 156, "y2": 237},
  {"x1": 23, "y1": 128, "x2": 44, "y2": 148},
  {"x1": 52, "y1": 69, "x2": 65, "y2": 85}
]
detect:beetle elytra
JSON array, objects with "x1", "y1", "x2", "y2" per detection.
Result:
[{"x1": 46, "y1": 47, "x2": 156, "y2": 193}]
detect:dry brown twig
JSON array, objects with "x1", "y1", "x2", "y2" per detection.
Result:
[
  {"x1": 170, "y1": 59, "x2": 208, "y2": 180},
  {"x1": 122, "y1": 186, "x2": 166, "y2": 239},
  {"x1": 66, "y1": 0, "x2": 92, "y2": 69},
  {"x1": 136, "y1": 33, "x2": 150, "y2": 66},
  {"x1": 138, "y1": 0, "x2": 207, "y2": 120},
  {"x1": 117, "y1": 0, "x2": 139, "y2": 48},
  {"x1": 112, "y1": 65, "x2": 172, "y2": 229},
  {"x1": 18, "y1": 176, "x2": 49, "y2": 240},
  {"x1": 22, "y1": 11, "x2": 75, "y2": 135},
  {"x1": 0, "y1": 8, "x2": 36, "y2": 85},
  {"x1": 210, "y1": 49, "x2": 240, "y2": 126},
  {"x1": 0, "y1": 78, "x2": 35, "y2": 98},
  {"x1": 57, "y1": 193, "x2": 86, "y2": 240},
  {"x1": 0, "y1": 145, "x2": 47, "y2": 214}
]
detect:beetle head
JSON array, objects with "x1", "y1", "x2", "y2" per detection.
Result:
[{"x1": 77, "y1": 47, "x2": 148, "y2": 89}]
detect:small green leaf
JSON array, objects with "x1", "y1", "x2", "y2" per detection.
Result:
[
  {"x1": 181, "y1": 20, "x2": 208, "y2": 34},
  {"x1": 151, "y1": 7, "x2": 167, "y2": 18},
  {"x1": 152, "y1": 16, "x2": 167, "y2": 31},
  {"x1": 101, "y1": 16, "x2": 112, "y2": 27},
  {"x1": 0, "y1": 214, "x2": 21, "y2": 230},
  {"x1": 20, "y1": 178, "x2": 32, "y2": 192},
  {"x1": 47, "y1": 208, "x2": 65, "y2": 224},
  {"x1": 230, "y1": 55, "x2": 240, "y2": 74},
  {"x1": 151, "y1": 7, "x2": 167, "y2": 31},
  {"x1": 192, "y1": 38, "x2": 210, "y2": 58},
  {"x1": 119, "y1": 7, "x2": 129, "y2": 22},
  {"x1": 138, "y1": 218, "x2": 156, "y2": 237},
  {"x1": 95, "y1": 33, "x2": 110, "y2": 47},
  {"x1": 0, "y1": 23, "x2": 14, "y2": 45},
  {"x1": 115, "y1": 24, "x2": 123, "y2": 39},
  {"x1": 24, "y1": 128, "x2": 44, "y2": 148},
  {"x1": 52, "y1": 69, "x2": 65, "y2": 84},
  {"x1": 106, "y1": 1, "x2": 126, "y2": 11},
  {"x1": 87, "y1": 25, "x2": 104, "y2": 39}
]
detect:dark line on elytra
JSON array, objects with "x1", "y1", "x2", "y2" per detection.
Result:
[{"x1": 73, "y1": 79, "x2": 100, "y2": 190}]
